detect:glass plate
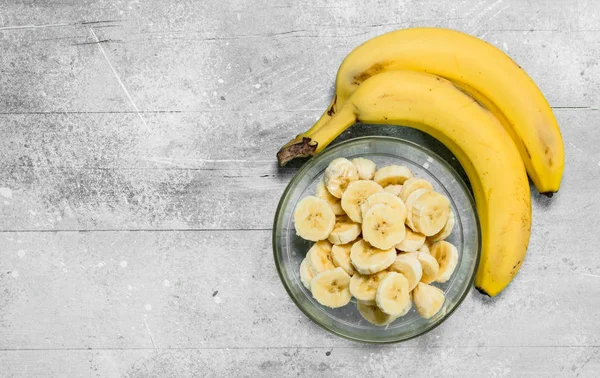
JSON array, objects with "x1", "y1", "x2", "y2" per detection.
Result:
[{"x1": 273, "y1": 136, "x2": 480, "y2": 343}]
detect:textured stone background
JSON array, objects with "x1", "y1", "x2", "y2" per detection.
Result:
[{"x1": 1, "y1": 0, "x2": 599, "y2": 376}]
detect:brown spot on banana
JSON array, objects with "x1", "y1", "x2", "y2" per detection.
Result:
[
  {"x1": 352, "y1": 61, "x2": 392, "y2": 85},
  {"x1": 327, "y1": 95, "x2": 337, "y2": 117}
]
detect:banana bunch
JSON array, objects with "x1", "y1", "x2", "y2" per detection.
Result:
[
  {"x1": 279, "y1": 28, "x2": 565, "y2": 297},
  {"x1": 295, "y1": 158, "x2": 458, "y2": 325}
]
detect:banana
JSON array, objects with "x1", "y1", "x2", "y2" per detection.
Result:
[
  {"x1": 279, "y1": 28, "x2": 564, "y2": 194},
  {"x1": 413, "y1": 251, "x2": 439, "y2": 284},
  {"x1": 411, "y1": 191, "x2": 451, "y2": 236},
  {"x1": 351, "y1": 157, "x2": 377, "y2": 180},
  {"x1": 310, "y1": 267, "x2": 352, "y2": 308},
  {"x1": 376, "y1": 271, "x2": 412, "y2": 316},
  {"x1": 373, "y1": 165, "x2": 414, "y2": 187},
  {"x1": 357, "y1": 300, "x2": 398, "y2": 326},
  {"x1": 299, "y1": 258, "x2": 314, "y2": 289},
  {"x1": 412, "y1": 282, "x2": 445, "y2": 319},
  {"x1": 331, "y1": 243, "x2": 356, "y2": 276},
  {"x1": 350, "y1": 239, "x2": 396, "y2": 274},
  {"x1": 349, "y1": 270, "x2": 389, "y2": 304},
  {"x1": 324, "y1": 158, "x2": 359, "y2": 198},
  {"x1": 360, "y1": 192, "x2": 407, "y2": 222},
  {"x1": 383, "y1": 184, "x2": 403, "y2": 196},
  {"x1": 328, "y1": 215, "x2": 361, "y2": 245},
  {"x1": 315, "y1": 179, "x2": 345, "y2": 216},
  {"x1": 399, "y1": 177, "x2": 434, "y2": 202},
  {"x1": 430, "y1": 241, "x2": 459, "y2": 283},
  {"x1": 419, "y1": 243, "x2": 430, "y2": 254},
  {"x1": 389, "y1": 253, "x2": 423, "y2": 290},
  {"x1": 404, "y1": 188, "x2": 431, "y2": 231},
  {"x1": 307, "y1": 240, "x2": 335, "y2": 275},
  {"x1": 341, "y1": 180, "x2": 384, "y2": 223},
  {"x1": 428, "y1": 210, "x2": 455, "y2": 242},
  {"x1": 279, "y1": 71, "x2": 531, "y2": 296},
  {"x1": 395, "y1": 227, "x2": 426, "y2": 252},
  {"x1": 362, "y1": 204, "x2": 406, "y2": 250},
  {"x1": 294, "y1": 196, "x2": 336, "y2": 241}
]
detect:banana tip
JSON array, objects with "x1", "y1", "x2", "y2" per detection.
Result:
[
  {"x1": 276, "y1": 137, "x2": 317, "y2": 166},
  {"x1": 474, "y1": 286, "x2": 492, "y2": 297}
]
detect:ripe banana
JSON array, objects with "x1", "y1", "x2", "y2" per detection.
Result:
[
  {"x1": 341, "y1": 180, "x2": 384, "y2": 222},
  {"x1": 324, "y1": 157, "x2": 358, "y2": 198},
  {"x1": 352, "y1": 157, "x2": 377, "y2": 180},
  {"x1": 362, "y1": 204, "x2": 406, "y2": 250},
  {"x1": 350, "y1": 239, "x2": 396, "y2": 274},
  {"x1": 404, "y1": 188, "x2": 431, "y2": 232},
  {"x1": 293, "y1": 196, "x2": 336, "y2": 241},
  {"x1": 307, "y1": 240, "x2": 335, "y2": 275},
  {"x1": 414, "y1": 251, "x2": 440, "y2": 284},
  {"x1": 279, "y1": 28, "x2": 563, "y2": 194},
  {"x1": 395, "y1": 228, "x2": 426, "y2": 252},
  {"x1": 282, "y1": 71, "x2": 531, "y2": 296},
  {"x1": 389, "y1": 253, "x2": 422, "y2": 291},
  {"x1": 327, "y1": 215, "x2": 361, "y2": 245},
  {"x1": 310, "y1": 267, "x2": 352, "y2": 308},
  {"x1": 373, "y1": 165, "x2": 414, "y2": 187},
  {"x1": 315, "y1": 179, "x2": 345, "y2": 216},
  {"x1": 383, "y1": 184, "x2": 403, "y2": 196},
  {"x1": 357, "y1": 300, "x2": 397, "y2": 326},
  {"x1": 412, "y1": 282, "x2": 445, "y2": 319},
  {"x1": 375, "y1": 272, "x2": 412, "y2": 316},
  {"x1": 299, "y1": 258, "x2": 314, "y2": 289},
  {"x1": 411, "y1": 191, "x2": 451, "y2": 236},
  {"x1": 331, "y1": 243, "x2": 356, "y2": 276},
  {"x1": 349, "y1": 270, "x2": 389, "y2": 304},
  {"x1": 430, "y1": 241, "x2": 459, "y2": 283},
  {"x1": 360, "y1": 192, "x2": 407, "y2": 222},
  {"x1": 399, "y1": 177, "x2": 433, "y2": 203}
]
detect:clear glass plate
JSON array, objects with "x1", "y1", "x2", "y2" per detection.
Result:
[{"x1": 273, "y1": 136, "x2": 480, "y2": 343}]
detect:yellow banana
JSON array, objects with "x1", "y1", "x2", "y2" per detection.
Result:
[
  {"x1": 281, "y1": 71, "x2": 531, "y2": 296},
  {"x1": 280, "y1": 28, "x2": 564, "y2": 194}
]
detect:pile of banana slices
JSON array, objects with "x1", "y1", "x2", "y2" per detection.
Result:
[{"x1": 294, "y1": 157, "x2": 458, "y2": 326}]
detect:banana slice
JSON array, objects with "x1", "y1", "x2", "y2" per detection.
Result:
[
  {"x1": 376, "y1": 271, "x2": 412, "y2": 316},
  {"x1": 315, "y1": 179, "x2": 345, "y2": 216},
  {"x1": 351, "y1": 157, "x2": 377, "y2": 180},
  {"x1": 411, "y1": 191, "x2": 451, "y2": 236},
  {"x1": 307, "y1": 240, "x2": 335, "y2": 275},
  {"x1": 412, "y1": 282, "x2": 445, "y2": 319},
  {"x1": 331, "y1": 243, "x2": 356, "y2": 276},
  {"x1": 419, "y1": 243, "x2": 430, "y2": 254},
  {"x1": 404, "y1": 188, "x2": 431, "y2": 231},
  {"x1": 374, "y1": 165, "x2": 414, "y2": 187},
  {"x1": 383, "y1": 184, "x2": 403, "y2": 196},
  {"x1": 328, "y1": 215, "x2": 361, "y2": 245},
  {"x1": 294, "y1": 196, "x2": 336, "y2": 241},
  {"x1": 310, "y1": 267, "x2": 352, "y2": 308},
  {"x1": 362, "y1": 204, "x2": 406, "y2": 250},
  {"x1": 357, "y1": 300, "x2": 398, "y2": 326},
  {"x1": 350, "y1": 239, "x2": 396, "y2": 274},
  {"x1": 324, "y1": 158, "x2": 359, "y2": 198},
  {"x1": 341, "y1": 180, "x2": 384, "y2": 223},
  {"x1": 428, "y1": 210, "x2": 456, "y2": 242},
  {"x1": 430, "y1": 241, "x2": 459, "y2": 283},
  {"x1": 349, "y1": 270, "x2": 389, "y2": 303},
  {"x1": 360, "y1": 192, "x2": 407, "y2": 222},
  {"x1": 389, "y1": 253, "x2": 423, "y2": 291},
  {"x1": 399, "y1": 177, "x2": 434, "y2": 202},
  {"x1": 299, "y1": 258, "x2": 314, "y2": 289},
  {"x1": 395, "y1": 227, "x2": 426, "y2": 252},
  {"x1": 415, "y1": 251, "x2": 440, "y2": 284}
]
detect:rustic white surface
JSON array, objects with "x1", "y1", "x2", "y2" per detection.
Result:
[{"x1": 1, "y1": 0, "x2": 599, "y2": 376}]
